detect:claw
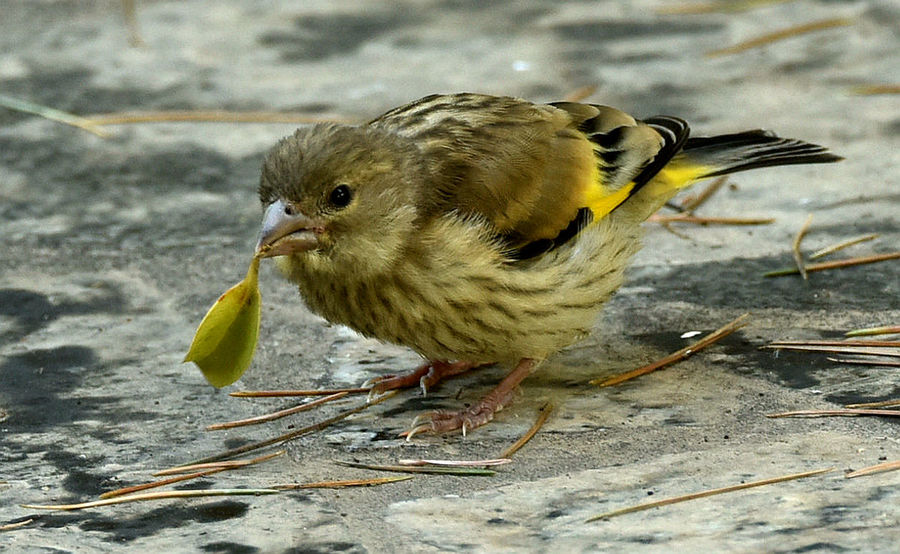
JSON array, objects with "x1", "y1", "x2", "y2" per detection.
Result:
[
  {"x1": 362, "y1": 373, "x2": 398, "y2": 389},
  {"x1": 401, "y1": 423, "x2": 433, "y2": 442},
  {"x1": 366, "y1": 388, "x2": 385, "y2": 404},
  {"x1": 363, "y1": 373, "x2": 400, "y2": 402},
  {"x1": 410, "y1": 412, "x2": 432, "y2": 428}
]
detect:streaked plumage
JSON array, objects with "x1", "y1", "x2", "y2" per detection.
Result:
[{"x1": 256, "y1": 93, "x2": 840, "y2": 435}]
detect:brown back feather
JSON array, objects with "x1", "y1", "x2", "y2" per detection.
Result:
[{"x1": 372, "y1": 94, "x2": 612, "y2": 248}]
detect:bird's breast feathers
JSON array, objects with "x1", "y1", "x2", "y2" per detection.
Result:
[{"x1": 279, "y1": 211, "x2": 641, "y2": 362}]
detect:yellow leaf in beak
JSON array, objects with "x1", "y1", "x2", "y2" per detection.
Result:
[{"x1": 184, "y1": 256, "x2": 262, "y2": 388}]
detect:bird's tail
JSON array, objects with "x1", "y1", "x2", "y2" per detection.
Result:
[
  {"x1": 618, "y1": 129, "x2": 842, "y2": 222},
  {"x1": 676, "y1": 130, "x2": 843, "y2": 180}
]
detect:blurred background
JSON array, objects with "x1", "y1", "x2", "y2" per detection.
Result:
[{"x1": 1, "y1": 1, "x2": 897, "y2": 551}]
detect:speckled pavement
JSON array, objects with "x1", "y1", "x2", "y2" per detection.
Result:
[{"x1": 1, "y1": 1, "x2": 898, "y2": 552}]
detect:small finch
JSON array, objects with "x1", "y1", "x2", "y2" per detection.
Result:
[{"x1": 255, "y1": 93, "x2": 840, "y2": 437}]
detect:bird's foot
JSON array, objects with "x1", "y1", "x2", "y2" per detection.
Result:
[
  {"x1": 402, "y1": 395, "x2": 511, "y2": 439},
  {"x1": 401, "y1": 358, "x2": 537, "y2": 439},
  {"x1": 365, "y1": 360, "x2": 483, "y2": 402}
]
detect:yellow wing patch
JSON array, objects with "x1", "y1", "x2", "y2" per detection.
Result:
[
  {"x1": 584, "y1": 180, "x2": 636, "y2": 221},
  {"x1": 658, "y1": 162, "x2": 712, "y2": 190},
  {"x1": 584, "y1": 158, "x2": 714, "y2": 223}
]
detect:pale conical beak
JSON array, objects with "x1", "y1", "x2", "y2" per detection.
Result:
[{"x1": 255, "y1": 200, "x2": 321, "y2": 258}]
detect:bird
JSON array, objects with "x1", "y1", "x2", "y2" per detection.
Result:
[{"x1": 254, "y1": 92, "x2": 841, "y2": 437}]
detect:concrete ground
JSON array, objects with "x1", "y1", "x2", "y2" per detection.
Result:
[{"x1": 1, "y1": 1, "x2": 898, "y2": 552}]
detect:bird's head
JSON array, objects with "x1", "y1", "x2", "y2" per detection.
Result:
[{"x1": 256, "y1": 124, "x2": 424, "y2": 275}]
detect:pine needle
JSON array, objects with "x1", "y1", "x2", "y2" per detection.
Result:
[
  {"x1": 845, "y1": 398, "x2": 900, "y2": 409},
  {"x1": 586, "y1": 467, "x2": 834, "y2": 521},
  {"x1": 116, "y1": 452, "x2": 284, "y2": 500},
  {"x1": 563, "y1": 85, "x2": 598, "y2": 102},
  {"x1": 768, "y1": 338, "x2": 900, "y2": 366},
  {"x1": 762, "y1": 345, "x2": 899, "y2": 358},
  {"x1": 657, "y1": 0, "x2": 794, "y2": 15},
  {"x1": 706, "y1": 17, "x2": 854, "y2": 57},
  {"x1": 767, "y1": 409, "x2": 900, "y2": 418},
  {"x1": 850, "y1": 85, "x2": 900, "y2": 96},
  {"x1": 100, "y1": 468, "x2": 227, "y2": 499},
  {"x1": 120, "y1": 0, "x2": 144, "y2": 47},
  {"x1": 398, "y1": 458, "x2": 512, "y2": 467},
  {"x1": 591, "y1": 314, "x2": 750, "y2": 387},
  {"x1": 809, "y1": 234, "x2": 878, "y2": 260},
  {"x1": 845, "y1": 459, "x2": 900, "y2": 479},
  {"x1": 763, "y1": 251, "x2": 900, "y2": 277},
  {"x1": 22, "y1": 489, "x2": 279, "y2": 511},
  {"x1": 273, "y1": 476, "x2": 414, "y2": 489},
  {"x1": 500, "y1": 402, "x2": 553, "y2": 458},
  {"x1": 334, "y1": 460, "x2": 496, "y2": 476},
  {"x1": 153, "y1": 450, "x2": 285, "y2": 476},
  {"x1": 0, "y1": 94, "x2": 110, "y2": 137},
  {"x1": 792, "y1": 214, "x2": 814, "y2": 280},
  {"x1": 87, "y1": 110, "x2": 353, "y2": 126},
  {"x1": 828, "y1": 357, "x2": 900, "y2": 367},
  {"x1": 649, "y1": 214, "x2": 775, "y2": 225},
  {"x1": 660, "y1": 221, "x2": 696, "y2": 240},
  {"x1": 846, "y1": 325, "x2": 900, "y2": 337},
  {"x1": 183, "y1": 392, "x2": 397, "y2": 466},
  {"x1": 0, "y1": 519, "x2": 34, "y2": 532},
  {"x1": 768, "y1": 340, "x2": 900, "y2": 347},
  {"x1": 230, "y1": 387, "x2": 369, "y2": 397},
  {"x1": 207, "y1": 392, "x2": 348, "y2": 430},
  {"x1": 678, "y1": 177, "x2": 729, "y2": 213}
]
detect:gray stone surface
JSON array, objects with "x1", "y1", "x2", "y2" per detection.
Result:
[{"x1": 1, "y1": 0, "x2": 898, "y2": 552}]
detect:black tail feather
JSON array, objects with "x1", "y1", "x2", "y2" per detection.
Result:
[{"x1": 684, "y1": 130, "x2": 842, "y2": 178}]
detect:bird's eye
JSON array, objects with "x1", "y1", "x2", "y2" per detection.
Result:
[{"x1": 328, "y1": 184, "x2": 353, "y2": 209}]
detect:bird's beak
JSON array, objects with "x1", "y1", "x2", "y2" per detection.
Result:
[{"x1": 255, "y1": 200, "x2": 322, "y2": 258}]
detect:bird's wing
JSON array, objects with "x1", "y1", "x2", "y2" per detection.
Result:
[
  {"x1": 563, "y1": 106, "x2": 690, "y2": 219},
  {"x1": 370, "y1": 93, "x2": 686, "y2": 252}
]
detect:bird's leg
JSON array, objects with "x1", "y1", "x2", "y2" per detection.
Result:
[
  {"x1": 366, "y1": 360, "x2": 485, "y2": 400},
  {"x1": 402, "y1": 358, "x2": 537, "y2": 439}
]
